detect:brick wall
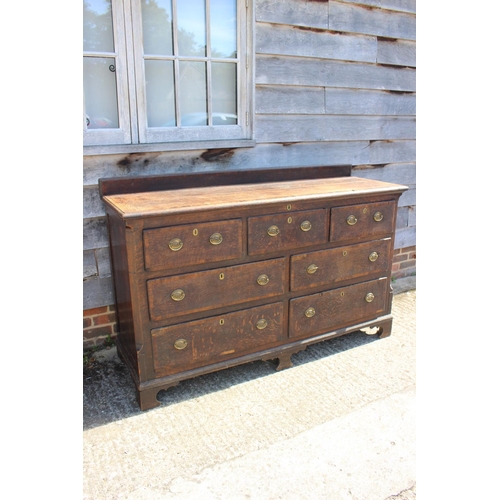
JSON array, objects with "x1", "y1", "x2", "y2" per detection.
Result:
[
  {"x1": 83, "y1": 250, "x2": 416, "y2": 349},
  {"x1": 391, "y1": 245, "x2": 416, "y2": 280},
  {"x1": 83, "y1": 305, "x2": 117, "y2": 349}
]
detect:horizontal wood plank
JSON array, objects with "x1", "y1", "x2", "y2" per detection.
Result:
[
  {"x1": 395, "y1": 225, "x2": 416, "y2": 249},
  {"x1": 325, "y1": 88, "x2": 415, "y2": 115},
  {"x1": 83, "y1": 250, "x2": 97, "y2": 279},
  {"x1": 377, "y1": 39, "x2": 416, "y2": 67},
  {"x1": 83, "y1": 276, "x2": 115, "y2": 310},
  {"x1": 329, "y1": 1, "x2": 416, "y2": 40},
  {"x1": 83, "y1": 217, "x2": 109, "y2": 251},
  {"x1": 83, "y1": 141, "x2": 416, "y2": 189},
  {"x1": 354, "y1": 163, "x2": 416, "y2": 187},
  {"x1": 342, "y1": 0, "x2": 416, "y2": 14},
  {"x1": 367, "y1": 140, "x2": 416, "y2": 164},
  {"x1": 256, "y1": 115, "x2": 416, "y2": 143},
  {"x1": 256, "y1": 0, "x2": 329, "y2": 29},
  {"x1": 256, "y1": 22, "x2": 377, "y2": 63},
  {"x1": 256, "y1": 55, "x2": 416, "y2": 91},
  {"x1": 256, "y1": 85, "x2": 325, "y2": 114}
]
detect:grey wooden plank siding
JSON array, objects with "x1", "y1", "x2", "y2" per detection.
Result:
[
  {"x1": 342, "y1": 1, "x2": 416, "y2": 15},
  {"x1": 256, "y1": 56, "x2": 416, "y2": 90},
  {"x1": 329, "y1": 2, "x2": 416, "y2": 40},
  {"x1": 83, "y1": 1, "x2": 416, "y2": 310}
]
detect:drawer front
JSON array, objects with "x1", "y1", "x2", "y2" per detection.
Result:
[
  {"x1": 290, "y1": 239, "x2": 392, "y2": 292},
  {"x1": 151, "y1": 303, "x2": 285, "y2": 375},
  {"x1": 143, "y1": 219, "x2": 243, "y2": 272},
  {"x1": 248, "y1": 209, "x2": 328, "y2": 256},
  {"x1": 147, "y1": 258, "x2": 286, "y2": 321},
  {"x1": 330, "y1": 201, "x2": 396, "y2": 243},
  {"x1": 289, "y1": 278, "x2": 389, "y2": 339}
]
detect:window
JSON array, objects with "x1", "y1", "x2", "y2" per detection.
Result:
[{"x1": 83, "y1": 0, "x2": 253, "y2": 152}]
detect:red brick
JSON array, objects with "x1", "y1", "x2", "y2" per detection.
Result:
[
  {"x1": 400, "y1": 260, "x2": 416, "y2": 270},
  {"x1": 83, "y1": 324, "x2": 113, "y2": 340},
  {"x1": 93, "y1": 312, "x2": 116, "y2": 326},
  {"x1": 393, "y1": 253, "x2": 408, "y2": 263},
  {"x1": 83, "y1": 317, "x2": 92, "y2": 328},
  {"x1": 402, "y1": 245, "x2": 416, "y2": 253},
  {"x1": 84, "y1": 306, "x2": 108, "y2": 317}
]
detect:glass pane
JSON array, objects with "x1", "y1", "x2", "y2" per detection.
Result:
[
  {"x1": 210, "y1": 0, "x2": 237, "y2": 58},
  {"x1": 212, "y1": 63, "x2": 237, "y2": 125},
  {"x1": 179, "y1": 62, "x2": 207, "y2": 126},
  {"x1": 177, "y1": 0, "x2": 206, "y2": 56},
  {"x1": 141, "y1": 0, "x2": 173, "y2": 55},
  {"x1": 83, "y1": 0, "x2": 114, "y2": 53},
  {"x1": 145, "y1": 60, "x2": 176, "y2": 127},
  {"x1": 83, "y1": 57, "x2": 119, "y2": 129}
]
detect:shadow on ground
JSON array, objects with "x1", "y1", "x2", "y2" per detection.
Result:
[{"x1": 83, "y1": 328, "x2": 381, "y2": 430}]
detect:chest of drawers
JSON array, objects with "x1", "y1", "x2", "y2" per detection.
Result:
[{"x1": 100, "y1": 167, "x2": 407, "y2": 410}]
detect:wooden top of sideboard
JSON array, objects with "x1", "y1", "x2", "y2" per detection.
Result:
[{"x1": 102, "y1": 176, "x2": 407, "y2": 219}]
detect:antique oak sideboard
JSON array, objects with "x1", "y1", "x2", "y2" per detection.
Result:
[{"x1": 99, "y1": 166, "x2": 408, "y2": 410}]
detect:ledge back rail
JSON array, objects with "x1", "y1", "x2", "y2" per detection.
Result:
[{"x1": 99, "y1": 165, "x2": 352, "y2": 198}]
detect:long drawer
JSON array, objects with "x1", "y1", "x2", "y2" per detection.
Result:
[
  {"x1": 290, "y1": 239, "x2": 392, "y2": 292},
  {"x1": 330, "y1": 201, "x2": 396, "y2": 242},
  {"x1": 289, "y1": 278, "x2": 389, "y2": 339},
  {"x1": 143, "y1": 219, "x2": 243, "y2": 272},
  {"x1": 248, "y1": 209, "x2": 328, "y2": 255},
  {"x1": 151, "y1": 302, "x2": 285, "y2": 375},
  {"x1": 147, "y1": 258, "x2": 286, "y2": 321}
]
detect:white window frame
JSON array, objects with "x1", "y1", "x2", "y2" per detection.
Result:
[{"x1": 83, "y1": 0, "x2": 255, "y2": 155}]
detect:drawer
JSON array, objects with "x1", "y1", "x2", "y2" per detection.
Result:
[
  {"x1": 330, "y1": 201, "x2": 396, "y2": 243},
  {"x1": 147, "y1": 258, "x2": 286, "y2": 321},
  {"x1": 151, "y1": 303, "x2": 285, "y2": 375},
  {"x1": 248, "y1": 209, "x2": 328, "y2": 255},
  {"x1": 289, "y1": 278, "x2": 389, "y2": 339},
  {"x1": 290, "y1": 239, "x2": 392, "y2": 292},
  {"x1": 143, "y1": 219, "x2": 243, "y2": 272}
]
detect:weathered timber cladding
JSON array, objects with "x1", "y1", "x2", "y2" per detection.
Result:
[
  {"x1": 256, "y1": 115, "x2": 415, "y2": 143},
  {"x1": 377, "y1": 39, "x2": 416, "y2": 66},
  {"x1": 342, "y1": 1, "x2": 416, "y2": 15},
  {"x1": 256, "y1": 23, "x2": 377, "y2": 63},
  {"x1": 256, "y1": 56, "x2": 416, "y2": 90},
  {"x1": 325, "y1": 89, "x2": 415, "y2": 115},
  {"x1": 329, "y1": 2, "x2": 416, "y2": 40},
  {"x1": 256, "y1": 0, "x2": 329, "y2": 29},
  {"x1": 83, "y1": 0, "x2": 417, "y2": 311}
]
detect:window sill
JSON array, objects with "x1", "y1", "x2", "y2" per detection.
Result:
[{"x1": 83, "y1": 139, "x2": 256, "y2": 156}]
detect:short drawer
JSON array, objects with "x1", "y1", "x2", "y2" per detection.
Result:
[
  {"x1": 330, "y1": 201, "x2": 396, "y2": 243},
  {"x1": 151, "y1": 302, "x2": 285, "y2": 375},
  {"x1": 248, "y1": 209, "x2": 328, "y2": 256},
  {"x1": 143, "y1": 219, "x2": 243, "y2": 272},
  {"x1": 147, "y1": 258, "x2": 286, "y2": 321},
  {"x1": 290, "y1": 239, "x2": 392, "y2": 292},
  {"x1": 289, "y1": 278, "x2": 389, "y2": 339}
]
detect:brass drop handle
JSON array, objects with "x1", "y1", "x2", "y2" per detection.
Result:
[
  {"x1": 257, "y1": 274, "x2": 270, "y2": 286},
  {"x1": 267, "y1": 225, "x2": 280, "y2": 237},
  {"x1": 346, "y1": 215, "x2": 357, "y2": 226},
  {"x1": 171, "y1": 289, "x2": 185, "y2": 301},
  {"x1": 210, "y1": 232, "x2": 223, "y2": 245},
  {"x1": 256, "y1": 319, "x2": 268, "y2": 330},
  {"x1": 300, "y1": 220, "x2": 312, "y2": 232},
  {"x1": 365, "y1": 293, "x2": 375, "y2": 303},
  {"x1": 307, "y1": 264, "x2": 319, "y2": 274},
  {"x1": 305, "y1": 307, "x2": 316, "y2": 318},
  {"x1": 174, "y1": 339, "x2": 188, "y2": 350},
  {"x1": 373, "y1": 212, "x2": 384, "y2": 222},
  {"x1": 369, "y1": 252, "x2": 379, "y2": 262},
  {"x1": 169, "y1": 238, "x2": 183, "y2": 251}
]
